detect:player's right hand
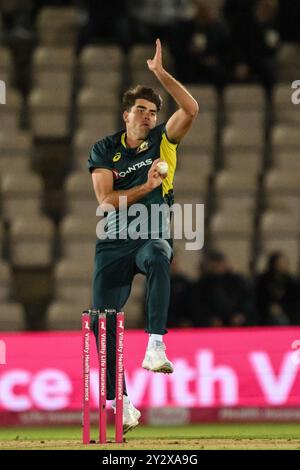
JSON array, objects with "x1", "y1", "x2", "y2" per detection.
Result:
[
  {"x1": 145, "y1": 158, "x2": 166, "y2": 191},
  {"x1": 147, "y1": 38, "x2": 164, "y2": 74}
]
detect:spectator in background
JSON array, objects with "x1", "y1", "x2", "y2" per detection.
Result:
[
  {"x1": 183, "y1": 1, "x2": 232, "y2": 88},
  {"x1": 224, "y1": 0, "x2": 280, "y2": 93},
  {"x1": 0, "y1": 0, "x2": 34, "y2": 37},
  {"x1": 127, "y1": 0, "x2": 196, "y2": 67},
  {"x1": 167, "y1": 254, "x2": 192, "y2": 328},
  {"x1": 255, "y1": 252, "x2": 300, "y2": 325},
  {"x1": 76, "y1": 0, "x2": 128, "y2": 48},
  {"x1": 185, "y1": 250, "x2": 255, "y2": 327},
  {"x1": 278, "y1": 0, "x2": 300, "y2": 42}
]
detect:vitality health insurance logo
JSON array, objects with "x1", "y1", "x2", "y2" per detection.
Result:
[
  {"x1": 291, "y1": 340, "x2": 300, "y2": 365},
  {"x1": 0, "y1": 340, "x2": 6, "y2": 365},
  {"x1": 1, "y1": 81, "x2": 8, "y2": 363},
  {"x1": 0, "y1": 80, "x2": 6, "y2": 104}
]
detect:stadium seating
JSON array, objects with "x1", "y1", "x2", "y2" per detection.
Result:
[
  {"x1": 224, "y1": 85, "x2": 265, "y2": 111},
  {"x1": 0, "y1": 130, "x2": 32, "y2": 158},
  {"x1": 54, "y1": 259, "x2": 93, "y2": 303},
  {"x1": 47, "y1": 301, "x2": 84, "y2": 330},
  {"x1": 0, "y1": 262, "x2": 11, "y2": 301},
  {"x1": 180, "y1": 111, "x2": 215, "y2": 152},
  {"x1": 0, "y1": 47, "x2": 13, "y2": 85},
  {"x1": 214, "y1": 170, "x2": 258, "y2": 211},
  {"x1": 0, "y1": 88, "x2": 22, "y2": 130},
  {"x1": 210, "y1": 238, "x2": 252, "y2": 274},
  {"x1": 224, "y1": 151, "x2": 262, "y2": 175},
  {"x1": 32, "y1": 46, "x2": 75, "y2": 91},
  {"x1": 36, "y1": 7, "x2": 79, "y2": 46},
  {"x1": 79, "y1": 45, "x2": 122, "y2": 90},
  {"x1": 222, "y1": 126, "x2": 264, "y2": 153},
  {"x1": 28, "y1": 88, "x2": 71, "y2": 138},
  {"x1": 184, "y1": 85, "x2": 218, "y2": 113},
  {"x1": 265, "y1": 169, "x2": 300, "y2": 198},
  {"x1": 0, "y1": 302, "x2": 25, "y2": 330},
  {"x1": 272, "y1": 150, "x2": 300, "y2": 171},
  {"x1": 273, "y1": 84, "x2": 300, "y2": 126},
  {"x1": 174, "y1": 170, "x2": 208, "y2": 199},
  {"x1": 0, "y1": 151, "x2": 30, "y2": 174},
  {"x1": 60, "y1": 215, "x2": 96, "y2": 261},
  {"x1": 210, "y1": 211, "x2": 254, "y2": 274},
  {"x1": 76, "y1": 88, "x2": 118, "y2": 135},
  {"x1": 272, "y1": 125, "x2": 300, "y2": 151},
  {"x1": 173, "y1": 240, "x2": 202, "y2": 280},
  {"x1": 10, "y1": 217, "x2": 54, "y2": 267},
  {"x1": 260, "y1": 210, "x2": 299, "y2": 274},
  {"x1": 277, "y1": 43, "x2": 300, "y2": 82},
  {"x1": 2, "y1": 172, "x2": 42, "y2": 221},
  {"x1": 64, "y1": 171, "x2": 97, "y2": 216}
]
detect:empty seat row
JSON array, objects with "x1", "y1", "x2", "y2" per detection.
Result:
[
  {"x1": 0, "y1": 302, "x2": 25, "y2": 330},
  {"x1": 36, "y1": 7, "x2": 79, "y2": 46},
  {"x1": 0, "y1": 173, "x2": 42, "y2": 220},
  {"x1": 0, "y1": 47, "x2": 13, "y2": 85},
  {"x1": 0, "y1": 88, "x2": 23, "y2": 130},
  {"x1": 47, "y1": 272, "x2": 146, "y2": 330},
  {"x1": 0, "y1": 262, "x2": 11, "y2": 301}
]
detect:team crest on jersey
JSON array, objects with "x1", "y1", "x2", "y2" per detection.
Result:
[
  {"x1": 113, "y1": 152, "x2": 121, "y2": 162},
  {"x1": 136, "y1": 141, "x2": 149, "y2": 154}
]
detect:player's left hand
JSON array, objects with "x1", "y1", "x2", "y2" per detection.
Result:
[{"x1": 147, "y1": 38, "x2": 163, "y2": 73}]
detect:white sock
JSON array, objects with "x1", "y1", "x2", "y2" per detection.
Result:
[
  {"x1": 148, "y1": 334, "x2": 163, "y2": 347},
  {"x1": 112, "y1": 395, "x2": 130, "y2": 406},
  {"x1": 124, "y1": 395, "x2": 130, "y2": 404}
]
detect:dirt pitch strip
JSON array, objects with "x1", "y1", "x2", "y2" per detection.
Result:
[{"x1": 1, "y1": 438, "x2": 300, "y2": 450}]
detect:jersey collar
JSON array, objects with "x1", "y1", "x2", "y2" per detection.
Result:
[{"x1": 121, "y1": 132, "x2": 149, "y2": 154}]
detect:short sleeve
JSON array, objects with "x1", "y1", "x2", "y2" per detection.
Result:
[
  {"x1": 150, "y1": 122, "x2": 178, "y2": 146},
  {"x1": 87, "y1": 139, "x2": 113, "y2": 173},
  {"x1": 150, "y1": 123, "x2": 165, "y2": 142}
]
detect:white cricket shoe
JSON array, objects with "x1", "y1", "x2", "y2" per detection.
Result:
[
  {"x1": 142, "y1": 341, "x2": 174, "y2": 374},
  {"x1": 111, "y1": 396, "x2": 141, "y2": 434}
]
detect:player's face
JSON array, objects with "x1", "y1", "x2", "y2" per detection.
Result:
[{"x1": 124, "y1": 99, "x2": 158, "y2": 139}]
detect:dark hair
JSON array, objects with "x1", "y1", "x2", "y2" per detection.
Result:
[
  {"x1": 205, "y1": 249, "x2": 226, "y2": 263},
  {"x1": 267, "y1": 251, "x2": 283, "y2": 273},
  {"x1": 122, "y1": 85, "x2": 162, "y2": 112},
  {"x1": 200, "y1": 249, "x2": 226, "y2": 275}
]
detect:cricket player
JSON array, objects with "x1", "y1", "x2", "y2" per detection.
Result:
[{"x1": 88, "y1": 39, "x2": 198, "y2": 432}]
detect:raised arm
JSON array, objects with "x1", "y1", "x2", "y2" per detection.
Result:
[{"x1": 147, "y1": 38, "x2": 199, "y2": 144}]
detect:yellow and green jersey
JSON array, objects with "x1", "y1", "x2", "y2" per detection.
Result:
[{"x1": 87, "y1": 123, "x2": 178, "y2": 240}]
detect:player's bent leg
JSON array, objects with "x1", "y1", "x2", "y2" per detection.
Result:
[
  {"x1": 92, "y1": 242, "x2": 141, "y2": 430},
  {"x1": 135, "y1": 239, "x2": 174, "y2": 374},
  {"x1": 92, "y1": 243, "x2": 134, "y2": 400}
]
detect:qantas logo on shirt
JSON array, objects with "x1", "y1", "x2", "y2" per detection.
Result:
[{"x1": 113, "y1": 158, "x2": 153, "y2": 179}]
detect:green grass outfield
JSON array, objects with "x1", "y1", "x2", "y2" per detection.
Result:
[{"x1": 1, "y1": 424, "x2": 300, "y2": 450}]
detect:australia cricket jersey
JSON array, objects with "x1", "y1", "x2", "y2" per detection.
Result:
[{"x1": 87, "y1": 123, "x2": 178, "y2": 239}]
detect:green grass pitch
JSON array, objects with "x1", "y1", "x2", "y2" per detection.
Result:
[{"x1": 1, "y1": 423, "x2": 300, "y2": 450}]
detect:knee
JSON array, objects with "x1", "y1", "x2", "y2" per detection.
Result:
[{"x1": 145, "y1": 246, "x2": 170, "y2": 269}]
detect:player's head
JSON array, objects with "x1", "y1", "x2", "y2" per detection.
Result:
[
  {"x1": 122, "y1": 85, "x2": 162, "y2": 139},
  {"x1": 267, "y1": 251, "x2": 289, "y2": 274},
  {"x1": 202, "y1": 250, "x2": 229, "y2": 275}
]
